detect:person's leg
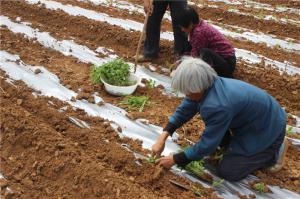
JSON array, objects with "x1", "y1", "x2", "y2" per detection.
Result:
[
  {"x1": 217, "y1": 132, "x2": 285, "y2": 181},
  {"x1": 169, "y1": 0, "x2": 191, "y2": 57},
  {"x1": 143, "y1": 1, "x2": 168, "y2": 59},
  {"x1": 198, "y1": 48, "x2": 235, "y2": 78},
  {"x1": 219, "y1": 129, "x2": 232, "y2": 149}
]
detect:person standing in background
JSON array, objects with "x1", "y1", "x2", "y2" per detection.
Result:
[{"x1": 137, "y1": 0, "x2": 191, "y2": 62}]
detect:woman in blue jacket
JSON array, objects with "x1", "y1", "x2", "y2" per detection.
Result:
[{"x1": 152, "y1": 57, "x2": 288, "y2": 181}]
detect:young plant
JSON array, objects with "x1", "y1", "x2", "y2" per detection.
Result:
[
  {"x1": 274, "y1": 44, "x2": 281, "y2": 49},
  {"x1": 147, "y1": 156, "x2": 158, "y2": 164},
  {"x1": 287, "y1": 126, "x2": 293, "y2": 136},
  {"x1": 91, "y1": 59, "x2": 135, "y2": 86},
  {"x1": 184, "y1": 159, "x2": 205, "y2": 177},
  {"x1": 212, "y1": 179, "x2": 224, "y2": 187},
  {"x1": 120, "y1": 96, "x2": 149, "y2": 112},
  {"x1": 253, "y1": 182, "x2": 266, "y2": 193},
  {"x1": 146, "y1": 79, "x2": 156, "y2": 89}
]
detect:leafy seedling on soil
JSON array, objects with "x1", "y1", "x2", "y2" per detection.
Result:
[
  {"x1": 274, "y1": 44, "x2": 281, "y2": 49},
  {"x1": 253, "y1": 182, "x2": 266, "y2": 193},
  {"x1": 147, "y1": 156, "x2": 158, "y2": 164},
  {"x1": 91, "y1": 59, "x2": 135, "y2": 86},
  {"x1": 212, "y1": 179, "x2": 224, "y2": 187},
  {"x1": 120, "y1": 96, "x2": 149, "y2": 112},
  {"x1": 184, "y1": 159, "x2": 205, "y2": 177},
  {"x1": 287, "y1": 126, "x2": 293, "y2": 136},
  {"x1": 191, "y1": 185, "x2": 202, "y2": 196},
  {"x1": 146, "y1": 79, "x2": 156, "y2": 89}
]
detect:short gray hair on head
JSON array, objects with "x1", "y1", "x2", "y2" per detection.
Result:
[{"x1": 171, "y1": 56, "x2": 217, "y2": 94}]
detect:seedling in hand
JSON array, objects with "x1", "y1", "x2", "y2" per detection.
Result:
[{"x1": 147, "y1": 156, "x2": 158, "y2": 164}]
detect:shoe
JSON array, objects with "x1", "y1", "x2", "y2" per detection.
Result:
[
  {"x1": 268, "y1": 138, "x2": 289, "y2": 173},
  {"x1": 136, "y1": 54, "x2": 153, "y2": 63}
]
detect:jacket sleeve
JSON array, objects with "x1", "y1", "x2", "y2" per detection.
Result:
[
  {"x1": 173, "y1": 108, "x2": 232, "y2": 166},
  {"x1": 163, "y1": 98, "x2": 198, "y2": 136}
]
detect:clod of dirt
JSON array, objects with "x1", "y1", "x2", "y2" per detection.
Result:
[
  {"x1": 0, "y1": 178, "x2": 8, "y2": 189},
  {"x1": 34, "y1": 68, "x2": 42, "y2": 74},
  {"x1": 76, "y1": 92, "x2": 90, "y2": 100},
  {"x1": 70, "y1": 96, "x2": 76, "y2": 102},
  {"x1": 117, "y1": 126, "x2": 122, "y2": 133},
  {"x1": 97, "y1": 101, "x2": 105, "y2": 106},
  {"x1": 16, "y1": 99, "x2": 23, "y2": 105},
  {"x1": 87, "y1": 95, "x2": 94, "y2": 103},
  {"x1": 4, "y1": 191, "x2": 15, "y2": 199}
]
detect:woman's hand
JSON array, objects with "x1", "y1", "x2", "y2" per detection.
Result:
[
  {"x1": 144, "y1": 0, "x2": 153, "y2": 14},
  {"x1": 152, "y1": 131, "x2": 169, "y2": 157},
  {"x1": 157, "y1": 155, "x2": 175, "y2": 169}
]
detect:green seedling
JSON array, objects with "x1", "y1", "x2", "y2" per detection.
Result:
[
  {"x1": 287, "y1": 126, "x2": 293, "y2": 136},
  {"x1": 257, "y1": 11, "x2": 265, "y2": 20},
  {"x1": 146, "y1": 79, "x2": 156, "y2": 89},
  {"x1": 254, "y1": 182, "x2": 266, "y2": 193},
  {"x1": 91, "y1": 59, "x2": 135, "y2": 86},
  {"x1": 212, "y1": 179, "x2": 224, "y2": 187},
  {"x1": 120, "y1": 96, "x2": 149, "y2": 112},
  {"x1": 185, "y1": 159, "x2": 205, "y2": 177},
  {"x1": 274, "y1": 44, "x2": 281, "y2": 49},
  {"x1": 147, "y1": 156, "x2": 158, "y2": 164},
  {"x1": 191, "y1": 185, "x2": 202, "y2": 196}
]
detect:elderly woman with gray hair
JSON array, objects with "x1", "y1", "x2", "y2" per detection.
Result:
[{"x1": 152, "y1": 57, "x2": 288, "y2": 181}]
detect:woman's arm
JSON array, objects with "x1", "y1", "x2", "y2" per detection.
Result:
[
  {"x1": 152, "y1": 98, "x2": 198, "y2": 156},
  {"x1": 164, "y1": 98, "x2": 199, "y2": 136},
  {"x1": 174, "y1": 108, "x2": 232, "y2": 166}
]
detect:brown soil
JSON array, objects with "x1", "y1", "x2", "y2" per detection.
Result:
[
  {"x1": 191, "y1": 0, "x2": 300, "y2": 23},
  {"x1": 255, "y1": 145, "x2": 300, "y2": 194},
  {"x1": 54, "y1": 0, "x2": 300, "y2": 66},
  {"x1": 0, "y1": 0, "x2": 300, "y2": 197},
  {"x1": 0, "y1": 73, "x2": 220, "y2": 199},
  {"x1": 121, "y1": 0, "x2": 300, "y2": 40},
  {"x1": 253, "y1": 0, "x2": 300, "y2": 9},
  {"x1": 1, "y1": 1, "x2": 299, "y2": 116}
]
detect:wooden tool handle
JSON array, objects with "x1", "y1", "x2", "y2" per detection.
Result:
[{"x1": 134, "y1": 2, "x2": 152, "y2": 72}]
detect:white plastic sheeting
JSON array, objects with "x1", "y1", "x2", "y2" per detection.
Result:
[
  {"x1": 78, "y1": 0, "x2": 300, "y2": 53},
  {"x1": 1, "y1": 50, "x2": 300, "y2": 199},
  {"x1": 21, "y1": 0, "x2": 300, "y2": 74}
]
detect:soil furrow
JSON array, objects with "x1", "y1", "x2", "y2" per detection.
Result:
[
  {"x1": 1, "y1": 1, "x2": 299, "y2": 116},
  {"x1": 117, "y1": 0, "x2": 300, "y2": 40},
  {"x1": 53, "y1": 0, "x2": 300, "y2": 66},
  {"x1": 0, "y1": 73, "x2": 220, "y2": 199}
]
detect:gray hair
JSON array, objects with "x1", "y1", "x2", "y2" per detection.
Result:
[{"x1": 171, "y1": 56, "x2": 217, "y2": 94}]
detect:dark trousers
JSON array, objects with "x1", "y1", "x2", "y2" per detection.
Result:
[
  {"x1": 216, "y1": 129, "x2": 285, "y2": 181},
  {"x1": 144, "y1": 0, "x2": 190, "y2": 58},
  {"x1": 199, "y1": 48, "x2": 236, "y2": 78}
]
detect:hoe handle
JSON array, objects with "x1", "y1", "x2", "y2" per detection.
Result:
[{"x1": 134, "y1": 1, "x2": 152, "y2": 72}]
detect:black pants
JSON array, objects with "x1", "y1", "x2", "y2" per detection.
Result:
[
  {"x1": 199, "y1": 48, "x2": 236, "y2": 78},
  {"x1": 216, "y1": 129, "x2": 285, "y2": 181},
  {"x1": 144, "y1": 0, "x2": 190, "y2": 58}
]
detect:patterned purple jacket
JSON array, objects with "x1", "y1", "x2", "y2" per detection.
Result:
[{"x1": 189, "y1": 20, "x2": 235, "y2": 59}]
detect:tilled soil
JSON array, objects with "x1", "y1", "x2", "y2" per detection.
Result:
[
  {"x1": 0, "y1": 0, "x2": 300, "y2": 198},
  {"x1": 54, "y1": 0, "x2": 300, "y2": 66},
  {"x1": 1, "y1": 2, "x2": 299, "y2": 116},
  {"x1": 0, "y1": 75, "x2": 220, "y2": 199},
  {"x1": 123, "y1": 0, "x2": 300, "y2": 40}
]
